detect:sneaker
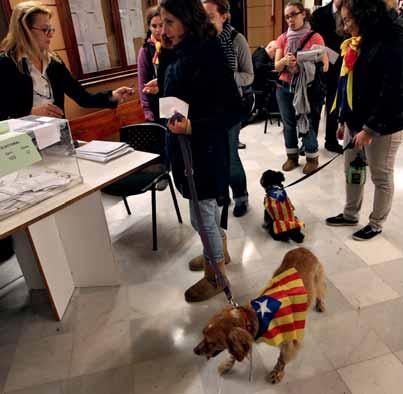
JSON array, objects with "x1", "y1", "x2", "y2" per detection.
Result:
[
  {"x1": 352, "y1": 225, "x2": 381, "y2": 241},
  {"x1": 326, "y1": 213, "x2": 359, "y2": 226},
  {"x1": 233, "y1": 201, "x2": 248, "y2": 217}
]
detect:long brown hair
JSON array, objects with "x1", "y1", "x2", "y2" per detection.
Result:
[{"x1": 0, "y1": 1, "x2": 59, "y2": 71}]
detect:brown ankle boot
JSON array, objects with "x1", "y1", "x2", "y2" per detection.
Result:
[
  {"x1": 282, "y1": 154, "x2": 299, "y2": 171},
  {"x1": 303, "y1": 157, "x2": 319, "y2": 174},
  {"x1": 188, "y1": 233, "x2": 231, "y2": 271},
  {"x1": 185, "y1": 259, "x2": 228, "y2": 302}
]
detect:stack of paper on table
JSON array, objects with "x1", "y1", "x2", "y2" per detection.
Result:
[{"x1": 75, "y1": 140, "x2": 134, "y2": 163}]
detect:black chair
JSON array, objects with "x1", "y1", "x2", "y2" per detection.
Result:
[
  {"x1": 263, "y1": 73, "x2": 282, "y2": 134},
  {"x1": 102, "y1": 123, "x2": 182, "y2": 251}
]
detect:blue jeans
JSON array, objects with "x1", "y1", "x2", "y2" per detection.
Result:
[
  {"x1": 276, "y1": 85, "x2": 319, "y2": 158},
  {"x1": 189, "y1": 199, "x2": 225, "y2": 262},
  {"x1": 228, "y1": 123, "x2": 248, "y2": 203}
]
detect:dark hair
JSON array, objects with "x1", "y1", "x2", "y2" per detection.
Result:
[
  {"x1": 284, "y1": 1, "x2": 311, "y2": 22},
  {"x1": 159, "y1": 0, "x2": 216, "y2": 42},
  {"x1": 202, "y1": 0, "x2": 230, "y2": 15},
  {"x1": 341, "y1": 0, "x2": 394, "y2": 41}
]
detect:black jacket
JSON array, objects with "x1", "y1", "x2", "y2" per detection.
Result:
[
  {"x1": 158, "y1": 35, "x2": 241, "y2": 202},
  {"x1": 0, "y1": 53, "x2": 117, "y2": 121},
  {"x1": 346, "y1": 18, "x2": 403, "y2": 135}
]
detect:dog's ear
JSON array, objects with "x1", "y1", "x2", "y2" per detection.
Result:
[
  {"x1": 260, "y1": 172, "x2": 268, "y2": 189},
  {"x1": 278, "y1": 171, "x2": 285, "y2": 183},
  {"x1": 227, "y1": 327, "x2": 254, "y2": 362}
]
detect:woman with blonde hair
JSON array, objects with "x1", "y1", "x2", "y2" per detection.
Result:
[{"x1": 0, "y1": 1, "x2": 133, "y2": 120}]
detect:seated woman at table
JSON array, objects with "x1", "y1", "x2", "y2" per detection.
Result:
[
  {"x1": 0, "y1": 1, "x2": 133, "y2": 121},
  {"x1": 0, "y1": 1, "x2": 133, "y2": 260}
]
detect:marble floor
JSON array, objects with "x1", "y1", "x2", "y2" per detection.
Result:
[{"x1": 1, "y1": 120, "x2": 403, "y2": 394}]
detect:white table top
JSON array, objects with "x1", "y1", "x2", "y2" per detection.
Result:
[{"x1": 0, "y1": 151, "x2": 159, "y2": 238}]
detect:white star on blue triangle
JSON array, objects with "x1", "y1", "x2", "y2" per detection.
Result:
[
  {"x1": 268, "y1": 187, "x2": 286, "y2": 202},
  {"x1": 251, "y1": 295, "x2": 282, "y2": 338}
]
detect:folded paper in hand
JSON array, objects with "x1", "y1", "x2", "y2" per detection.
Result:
[
  {"x1": 159, "y1": 97, "x2": 189, "y2": 119},
  {"x1": 297, "y1": 48, "x2": 325, "y2": 63},
  {"x1": 311, "y1": 44, "x2": 339, "y2": 64}
]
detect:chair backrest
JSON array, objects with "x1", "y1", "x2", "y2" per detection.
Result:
[{"x1": 120, "y1": 123, "x2": 167, "y2": 155}]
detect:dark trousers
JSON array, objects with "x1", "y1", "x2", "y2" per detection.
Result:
[{"x1": 228, "y1": 122, "x2": 248, "y2": 202}]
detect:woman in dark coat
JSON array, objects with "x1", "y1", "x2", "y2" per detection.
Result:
[
  {"x1": 326, "y1": 0, "x2": 403, "y2": 240},
  {"x1": 158, "y1": 0, "x2": 241, "y2": 302}
]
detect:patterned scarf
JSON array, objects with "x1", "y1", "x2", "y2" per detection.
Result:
[
  {"x1": 150, "y1": 35, "x2": 161, "y2": 65},
  {"x1": 331, "y1": 36, "x2": 362, "y2": 118},
  {"x1": 218, "y1": 21, "x2": 237, "y2": 71},
  {"x1": 286, "y1": 22, "x2": 312, "y2": 53}
]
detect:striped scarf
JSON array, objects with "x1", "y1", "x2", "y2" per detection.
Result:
[
  {"x1": 331, "y1": 36, "x2": 362, "y2": 119},
  {"x1": 149, "y1": 35, "x2": 161, "y2": 65},
  {"x1": 218, "y1": 21, "x2": 237, "y2": 71}
]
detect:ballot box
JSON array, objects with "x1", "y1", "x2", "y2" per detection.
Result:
[{"x1": 0, "y1": 116, "x2": 82, "y2": 220}]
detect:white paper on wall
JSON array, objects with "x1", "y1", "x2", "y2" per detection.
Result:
[{"x1": 94, "y1": 44, "x2": 111, "y2": 70}]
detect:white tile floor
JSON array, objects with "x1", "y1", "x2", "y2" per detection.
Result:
[{"x1": 1, "y1": 120, "x2": 403, "y2": 393}]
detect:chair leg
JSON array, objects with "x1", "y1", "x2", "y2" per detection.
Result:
[
  {"x1": 264, "y1": 118, "x2": 269, "y2": 134},
  {"x1": 168, "y1": 175, "x2": 182, "y2": 223},
  {"x1": 123, "y1": 196, "x2": 131, "y2": 215},
  {"x1": 151, "y1": 187, "x2": 157, "y2": 251}
]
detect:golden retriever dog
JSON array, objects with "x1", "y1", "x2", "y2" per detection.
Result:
[{"x1": 194, "y1": 247, "x2": 326, "y2": 384}]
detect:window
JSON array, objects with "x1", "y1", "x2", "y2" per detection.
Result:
[{"x1": 58, "y1": 0, "x2": 157, "y2": 82}]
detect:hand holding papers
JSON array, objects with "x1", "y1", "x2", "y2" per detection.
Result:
[
  {"x1": 159, "y1": 97, "x2": 189, "y2": 119},
  {"x1": 75, "y1": 140, "x2": 134, "y2": 163}
]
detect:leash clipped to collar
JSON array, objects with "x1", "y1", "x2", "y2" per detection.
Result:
[
  {"x1": 284, "y1": 141, "x2": 354, "y2": 189},
  {"x1": 177, "y1": 135, "x2": 238, "y2": 307}
]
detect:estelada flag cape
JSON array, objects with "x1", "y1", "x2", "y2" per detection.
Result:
[{"x1": 251, "y1": 268, "x2": 308, "y2": 347}]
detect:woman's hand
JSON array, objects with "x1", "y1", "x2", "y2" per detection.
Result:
[
  {"x1": 31, "y1": 103, "x2": 64, "y2": 118},
  {"x1": 143, "y1": 79, "x2": 159, "y2": 95},
  {"x1": 112, "y1": 87, "x2": 134, "y2": 104},
  {"x1": 168, "y1": 115, "x2": 189, "y2": 135},
  {"x1": 336, "y1": 123, "x2": 345, "y2": 140},
  {"x1": 285, "y1": 53, "x2": 297, "y2": 68},
  {"x1": 353, "y1": 130, "x2": 373, "y2": 149}
]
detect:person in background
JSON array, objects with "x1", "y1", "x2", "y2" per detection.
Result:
[
  {"x1": 203, "y1": 0, "x2": 253, "y2": 218},
  {"x1": 137, "y1": 6, "x2": 162, "y2": 122},
  {"x1": 0, "y1": 1, "x2": 133, "y2": 262},
  {"x1": 157, "y1": 0, "x2": 241, "y2": 302},
  {"x1": 311, "y1": 0, "x2": 345, "y2": 154},
  {"x1": 398, "y1": 0, "x2": 403, "y2": 16},
  {"x1": 326, "y1": 0, "x2": 403, "y2": 240},
  {"x1": 275, "y1": 1, "x2": 329, "y2": 174}
]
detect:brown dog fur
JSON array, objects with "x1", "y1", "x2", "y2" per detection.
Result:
[{"x1": 194, "y1": 247, "x2": 326, "y2": 384}]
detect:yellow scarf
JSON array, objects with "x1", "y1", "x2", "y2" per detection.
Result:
[{"x1": 331, "y1": 36, "x2": 362, "y2": 113}]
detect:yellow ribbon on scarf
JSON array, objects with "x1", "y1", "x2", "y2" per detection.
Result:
[
  {"x1": 152, "y1": 39, "x2": 161, "y2": 65},
  {"x1": 331, "y1": 36, "x2": 362, "y2": 113}
]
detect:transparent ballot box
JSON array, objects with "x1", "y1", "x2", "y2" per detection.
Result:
[{"x1": 0, "y1": 116, "x2": 83, "y2": 220}]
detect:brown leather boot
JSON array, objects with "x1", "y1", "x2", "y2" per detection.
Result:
[
  {"x1": 282, "y1": 154, "x2": 299, "y2": 171},
  {"x1": 303, "y1": 157, "x2": 319, "y2": 174},
  {"x1": 185, "y1": 259, "x2": 228, "y2": 302},
  {"x1": 188, "y1": 233, "x2": 231, "y2": 271}
]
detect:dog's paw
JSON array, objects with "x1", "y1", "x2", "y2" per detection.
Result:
[
  {"x1": 218, "y1": 358, "x2": 235, "y2": 375},
  {"x1": 315, "y1": 299, "x2": 326, "y2": 313},
  {"x1": 267, "y1": 369, "x2": 285, "y2": 384}
]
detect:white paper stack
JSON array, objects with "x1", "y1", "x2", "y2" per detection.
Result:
[{"x1": 75, "y1": 140, "x2": 134, "y2": 163}]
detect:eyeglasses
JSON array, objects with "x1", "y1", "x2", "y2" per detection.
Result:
[
  {"x1": 285, "y1": 11, "x2": 303, "y2": 20},
  {"x1": 31, "y1": 26, "x2": 55, "y2": 35}
]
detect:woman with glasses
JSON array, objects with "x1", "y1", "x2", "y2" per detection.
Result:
[
  {"x1": 0, "y1": 1, "x2": 133, "y2": 121},
  {"x1": 275, "y1": 1, "x2": 329, "y2": 174},
  {"x1": 326, "y1": 0, "x2": 403, "y2": 241}
]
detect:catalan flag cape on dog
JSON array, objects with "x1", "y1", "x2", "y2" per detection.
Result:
[
  {"x1": 251, "y1": 268, "x2": 308, "y2": 347},
  {"x1": 264, "y1": 186, "x2": 304, "y2": 235}
]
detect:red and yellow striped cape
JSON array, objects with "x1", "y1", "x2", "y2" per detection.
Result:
[
  {"x1": 264, "y1": 194, "x2": 304, "y2": 235},
  {"x1": 256, "y1": 268, "x2": 308, "y2": 347}
]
